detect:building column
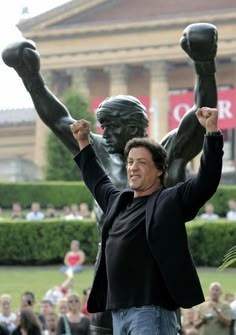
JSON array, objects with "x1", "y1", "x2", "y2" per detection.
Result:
[
  {"x1": 145, "y1": 61, "x2": 169, "y2": 141},
  {"x1": 34, "y1": 115, "x2": 49, "y2": 179},
  {"x1": 66, "y1": 68, "x2": 91, "y2": 97},
  {"x1": 105, "y1": 64, "x2": 129, "y2": 96}
]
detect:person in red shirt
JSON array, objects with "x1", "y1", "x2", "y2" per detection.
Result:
[{"x1": 60, "y1": 240, "x2": 85, "y2": 276}]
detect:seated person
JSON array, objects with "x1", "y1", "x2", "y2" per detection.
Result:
[
  {"x1": 56, "y1": 299, "x2": 68, "y2": 316},
  {"x1": 199, "y1": 203, "x2": 219, "y2": 221},
  {"x1": 45, "y1": 312, "x2": 58, "y2": 335},
  {"x1": 64, "y1": 204, "x2": 82, "y2": 220},
  {"x1": 45, "y1": 204, "x2": 57, "y2": 219},
  {"x1": 26, "y1": 202, "x2": 45, "y2": 221},
  {"x1": 79, "y1": 203, "x2": 91, "y2": 219},
  {"x1": 60, "y1": 240, "x2": 85, "y2": 275},
  {"x1": 10, "y1": 203, "x2": 25, "y2": 220},
  {"x1": 44, "y1": 276, "x2": 73, "y2": 306},
  {"x1": 226, "y1": 199, "x2": 236, "y2": 221},
  {"x1": 0, "y1": 294, "x2": 17, "y2": 333}
]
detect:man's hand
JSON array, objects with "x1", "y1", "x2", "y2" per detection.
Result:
[
  {"x1": 70, "y1": 119, "x2": 90, "y2": 150},
  {"x1": 196, "y1": 107, "x2": 219, "y2": 132}
]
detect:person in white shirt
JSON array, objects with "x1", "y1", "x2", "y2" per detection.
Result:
[
  {"x1": 26, "y1": 202, "x2": 45, "y2": 221},
  {"x1": 200, "y1": 203, "x2": 219, "y2": 221},
  {"x1": 226, "y1": 200, "x2": 236, "y2": 221},
  {"x1": 0, "y1": 294, "x2": 17, "y2": 333}
]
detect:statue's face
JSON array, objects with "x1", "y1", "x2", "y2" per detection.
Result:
[{"x1": 100, "y1": 119, "x2": 136, "y2": 155}]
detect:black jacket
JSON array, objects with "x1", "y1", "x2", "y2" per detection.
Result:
[{"x1": 74, "y1": 135, "x2": 223, "y2": 313}]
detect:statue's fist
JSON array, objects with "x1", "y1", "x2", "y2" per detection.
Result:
[
  {"x1": 2, "y1": 40, "x2": 40, "y2": 75},
  {"x1": 180, "y1": 23, "x2": 218, "y2": 62}
]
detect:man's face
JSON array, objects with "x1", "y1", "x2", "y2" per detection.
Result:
[
  {"x1": 127, "y1": 147, "x2": 162, "y2": 196},
  {"x1": 209, "y1": 284, "x2": 222, "y2": 301},
  {"x1": 40, "y1": 302, "x2": 53, "y2": 315}
]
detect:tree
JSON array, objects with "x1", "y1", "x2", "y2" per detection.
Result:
[{"x1": 45, "y1": 89, "x2": 95, "y2": 181}]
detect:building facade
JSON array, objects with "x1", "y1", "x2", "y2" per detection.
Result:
[{"x1": 6, "y1": 0, "x2": 236, "y2": 180}]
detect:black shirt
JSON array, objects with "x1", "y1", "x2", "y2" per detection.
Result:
[{"x1": 105, "y1": 195, "x2": 177, "y2": 311}]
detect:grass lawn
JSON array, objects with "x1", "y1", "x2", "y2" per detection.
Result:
[{"x1": 0, "y1": 266, "x2": 235, "y2": 311}]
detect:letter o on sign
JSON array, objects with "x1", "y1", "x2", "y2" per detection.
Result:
[{"x1": 173, "y1": 103, "x2": 190, "y2": 122}]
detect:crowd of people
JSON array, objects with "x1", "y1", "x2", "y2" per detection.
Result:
[
  {"x1": 0, "y1": 288, "x2": 91, "y2": 335},
  {"x1": 198, "y1": 199, "x2": 236, "y2": 221},
  {"x1": 1, "y1": 277, "x2": 236, "y2": 335},
  {"x1": 0, "y1": 202, "x2": 94, "y2": 221},
  {"x1": 0, "y1": 240, "x2": 90, "y2": 335}
]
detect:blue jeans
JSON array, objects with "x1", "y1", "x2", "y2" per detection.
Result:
[
  {"x1": 112, "y1": 305, "x2": 178, "y2": 335},
  {"x1": 60, "y1": 265, "x2": 83, "y2": 273}
]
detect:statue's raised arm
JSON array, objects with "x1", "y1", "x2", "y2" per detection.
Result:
[
  {"x1": 2, "y1": 40, "x2": 82, "y2": 155},
  {"x1": 161, "y1": 23, "x2": 218, "y2": 186}
]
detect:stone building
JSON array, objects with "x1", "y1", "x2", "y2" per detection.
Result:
[
  {"x1": 3, "y1": 0, "x2": 236, "y2": 181},
  {"x1": 0, "y1": 107, "x2": 40, "y2": 180}
]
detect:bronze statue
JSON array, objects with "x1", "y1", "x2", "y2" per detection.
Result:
[{"x1": 2, "y1": 22, "x2": 218, "y2": 334}]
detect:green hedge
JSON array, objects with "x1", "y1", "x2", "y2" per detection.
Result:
[
  {"x1": 187, "y1": 220, "x2": 236, "y2": 267},
  {"x1": 0, "y1": 181, "x2": 93, "y2": 209},
  {"x1": 0, "y1": 218, "x2": 235, "y2": 267},
  {"x1": 0, "y1": 219, "x2": 98, "y2": 265}
]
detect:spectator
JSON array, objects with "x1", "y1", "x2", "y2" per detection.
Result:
[
  {"x1": 56, "y1": 299, "x2": 68, "y2": 317},
  {"x1": 44, "y1": 276, "x2": 74, "y2": 307},
  {"x1": 79, "y1": 203, "x2": 91, "y2": 219},
  {"x1": 45, "y1": 204, "x2": 57, "y2": 219},
  {"x1": 181, "y1": 308, "x2": 197, "y2": 333},
  {"x1": 226, "y1": 200, "x2": 236, "y2": 221},
  {"x1": 224, "y1": 293, "x2": 235, "y2": 304},
  {"x1": 56, "y1": 293, "x2": 90, "y2": 335},
  {"x1": 62, "y1": 206, "x2": 71, "y2": 219},
  {"x1": 26, "y1": 202, "x2": 45, "y2": 221},
  {"x1": 64, "y1": 204, "x2": 82, "y2": 221},
  {"x1": 20, "y1": 292, "x2": 35, "y2": 310},
  {"x1": 199, "y1": 203, "x2": 219, "y2": 221},
  {"x1": 0, "y1": 294, "x2": 17, "y2": 333},
  {"x1": 12, "y1": 308, "x2": 41, "y2": 335},
  {"x1": 194, "y1": 282, "x2": 232, "y2": 335},
  {"x1": 45, "y1": 312, "x2": 58, "y2": 335},
  {"x1": 10, "y1": 203, "x2": 25, "y2": 220},
  {"x1": 39, "y1": 300, "x2": 54, "y2": 319},
  {"x1": 20, "y1": 292, "x2": 46, "y2": 331},
  {"x1": 60, "y1": 240, "x2": 85, "y2": 275}
]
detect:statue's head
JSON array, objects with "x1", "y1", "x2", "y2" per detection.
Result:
[{"x1": 96, "y1": 95, "x2": 149, "y2": 154}]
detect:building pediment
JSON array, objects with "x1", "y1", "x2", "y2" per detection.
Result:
[{"x1": 18, "y1": 0, "x2": 236, "y2": 38}]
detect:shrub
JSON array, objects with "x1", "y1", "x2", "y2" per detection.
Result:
[
  {"x1": 0, "y1": 181, "x2": 93, "y2": 209},
  {"x1": 187, "y1": 220, "x2": 236, "y2": 266},
  {"x1": 0, "y1": 219, "x2": 99, "y2": 265}
]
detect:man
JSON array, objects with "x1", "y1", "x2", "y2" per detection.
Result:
[
  {"x1": 70, "y1": 106, "x2": 223, "y2": 334},
  {"x1": 194, "y1": 282, "x2": 232, "y2": 335}
]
